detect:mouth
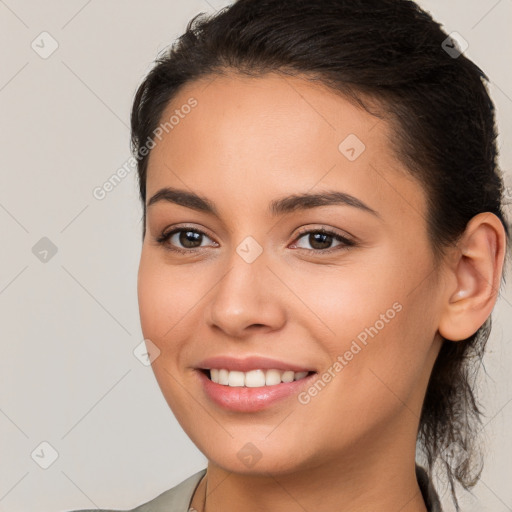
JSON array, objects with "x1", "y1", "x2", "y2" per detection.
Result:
[
  {"x1": 196, "y1": 366, "x2": 318, "y2": 412},
  {"x1": 194, "y1": 356, "x2": 318, "y2": 412},
  {"x1": 200, "y1": 368, "x2": 316, "y2": 387}
]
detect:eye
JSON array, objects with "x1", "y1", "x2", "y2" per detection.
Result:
[
  {"x1": 291, "y1": 227, "x2": 356, "y2": 253},
  {"x1": 156, "y1": 225, "x2": 356, "y2": 255},
  {"x1": 156, "y1": 226, "x2": 217, "y2": 254}
]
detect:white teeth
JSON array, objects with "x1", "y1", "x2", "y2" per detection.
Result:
[
  {"x1": 245, "y1": 369, "x2": 266, "y2": 387},
  {"x1": 208, "y1": 368, "x2": 311, "y2": 387},
  {"x1": 228, "y1": 371, "x2": 245, "y2": 387},
  {"x1": 218, "y1": 369, "x2": 229, "y2": 385},
  {"x1": 265, "y1": 369, "x2": 282, "y2": 386},
  {"x1": 281, "y1": 370, "x2": 295, "y2": 383}
]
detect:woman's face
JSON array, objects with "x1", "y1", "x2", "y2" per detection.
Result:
[{"x1": 137, "y1": 72, "x2": 445, "y2": 475}]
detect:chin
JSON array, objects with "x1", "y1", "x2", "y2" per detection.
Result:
[{"x1": 190, "y1": 432, "x2": 316, "y2": 476}]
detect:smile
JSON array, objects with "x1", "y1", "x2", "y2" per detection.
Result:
[{"x1": 205, "y1": 368, "x2": 313, "y2": 387}]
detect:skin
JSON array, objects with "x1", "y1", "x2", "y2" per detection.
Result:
[{"x1": 137, "y1": 72, "x2": 506, "y2": 512}]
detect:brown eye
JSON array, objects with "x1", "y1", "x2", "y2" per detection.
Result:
[
  {"x1": 306, "y1": 232, "x2": 334, "y2": 250},
  {"x1": 156, "y1": 227, "x2": 217, "y2": 254},
  {"x1": 292, "y1": 228, "x2": 355, "y2": 252},
  {"x1": 176, "y1": 230, "x2": 203, "y2": 249}
]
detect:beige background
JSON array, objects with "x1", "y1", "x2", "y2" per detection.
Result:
[{"x1": 0, "y1": 1, "x2": 511, "y2": 511}]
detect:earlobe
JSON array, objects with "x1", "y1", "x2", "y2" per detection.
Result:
[{"x1": 438, "y1": 212, "x2": 506, "y2": 342}]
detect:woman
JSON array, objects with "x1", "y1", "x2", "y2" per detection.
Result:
[{"x1": 70, "y1": 0, "x2": 510, "y2": 510}]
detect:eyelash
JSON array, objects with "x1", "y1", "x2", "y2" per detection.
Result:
[{"x1": 155, "y1": 225, "x2": 356, "y2": 255}]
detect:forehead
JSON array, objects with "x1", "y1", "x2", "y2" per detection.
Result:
[{"x1": 145, "y1": 72, "x2": 426, "y2": 223}]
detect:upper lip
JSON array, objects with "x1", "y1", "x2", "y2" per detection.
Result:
[{"x1": 195, "y1": 356, "x2": 315, "y2": 373}]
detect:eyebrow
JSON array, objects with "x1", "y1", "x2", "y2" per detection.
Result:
[{"x1": 147, "y1": 187, "x2": 380, "y2": 218}]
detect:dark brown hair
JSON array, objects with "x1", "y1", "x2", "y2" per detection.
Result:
[{"x1": 130, "y1": 1, "x2": 511, "y2": 509}]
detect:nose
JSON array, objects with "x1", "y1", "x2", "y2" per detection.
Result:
[{"x1": 203, "y1": 249, "x2": 287, "y2": 339}]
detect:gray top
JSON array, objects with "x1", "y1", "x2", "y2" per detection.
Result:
[{"x1": 67, "y1": 464, "x2": 442, "y2": 512}]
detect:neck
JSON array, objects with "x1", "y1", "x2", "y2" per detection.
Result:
[{"x1": 195, "y1": 410, "x2": 429, "y2": 512}]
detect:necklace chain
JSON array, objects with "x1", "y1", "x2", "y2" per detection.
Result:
[{"x1": 189, "y1": 472, "x2": 207, "y2": 512}]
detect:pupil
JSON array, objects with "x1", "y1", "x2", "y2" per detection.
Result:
[
  {"x1": 310, "y1": 233, "x2": 332, "y2": 249},
  {"x1": 180, "y1": 230, "x2": 201, "y2": 248}
]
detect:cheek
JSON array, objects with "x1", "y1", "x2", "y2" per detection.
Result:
[
  {"x1": 137, "y1": 251, "x2": 200, "y2": 413},
  {"x1": 283, "y1": 250, "x2": 407, "y2": 350},
  {"x1": 137, "y1": 252, "x2": 166, "y2": 339},
  {"x1": 289, "y1": 249, "x2": 436, "y2": 403},
  {"x1": 137, "y1": 249, "x2": 202, "y2": 348}
]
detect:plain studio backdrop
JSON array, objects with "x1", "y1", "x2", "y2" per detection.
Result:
[{"x1": 0, "y1": 1, "x2": 511, "y2": 511}]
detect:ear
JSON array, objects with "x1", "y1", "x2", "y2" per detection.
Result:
[{"x1": 438, "y1": 212, "x2": 507, "y2": 341}]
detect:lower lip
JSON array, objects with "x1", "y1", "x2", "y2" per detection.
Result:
[{"x1": 197, "y1": 370, "x2": 316, "y2": 412}]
